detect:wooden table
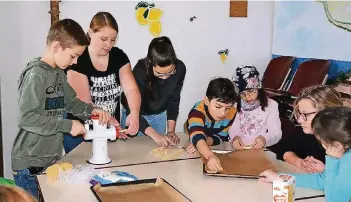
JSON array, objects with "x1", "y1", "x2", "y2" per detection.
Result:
[
  {"x1": 38, "y1": 134, "x2": 326, "y2": 202},
  {"x1": 58, "y1": 133, "x2": 200, "y2": 169}
]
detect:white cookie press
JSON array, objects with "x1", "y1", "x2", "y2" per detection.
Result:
[{"x1": 83, "y1": 115, "x2": 119, "y2": 165}]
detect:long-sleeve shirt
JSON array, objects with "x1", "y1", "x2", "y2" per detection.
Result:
[
  {"x1": 291, "y1": 151, "x2": 351, "y2": 202},
  {"x1": 229, "y1": 98, "x2": 282, "y2": 147},
  {"x1": 121, "y1": 59, "x2": 186, "y2": 133},
  {"x1": 274, "y1": 127, "x2": 326, "y2": 163},
  {"x1": 186, "y1": 100, "x2": 237, "y2": 147},
  {"x1": 12, "y1": 58, "x2": 94, "y2": 170}
]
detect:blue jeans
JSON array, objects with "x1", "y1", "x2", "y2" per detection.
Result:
[
  {"x1": 63, "y1": 112, "x2": 84, "y2": 154},
  {"x1": 13, "y1": 169, "x2": 39, "y2": 198},
  {"x1": 121, "y1": 108, "x2": 167, "y2": 136},
  {"x1": 63, "y1": 134, "x2": 84, "y2": 154}
]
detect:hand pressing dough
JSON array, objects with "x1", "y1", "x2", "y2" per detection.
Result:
[
  {"x1": 150, "y1": 147, "x2": 184, "y2": 160},
  {"x1": 242, "y1": 146, "x2": 252, "y2": 150}
]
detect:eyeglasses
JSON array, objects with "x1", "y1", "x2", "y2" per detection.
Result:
[
  {"x1": 153, "y1": 68, "x2": 176, "y2": 78},
  {"x1": 240, "y1": 89, "x2": 258, "y2": 98},
  {"x1": 294, "y1": 111, "x2": 318, "y2": 122}
]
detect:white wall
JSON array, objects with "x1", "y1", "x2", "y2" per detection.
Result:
[
  {"x1": 273, "y1": 1, "x2": 351, "y2": 61},
  {"x1": 60, "y1": 0, "x2": 274, "y2": 131},
  {"x1": 0, "y1": 1, "x2": 50, "y2": 178},
  {"x1": 0, "y1": 1, "x2": 274, "y2": 179}
]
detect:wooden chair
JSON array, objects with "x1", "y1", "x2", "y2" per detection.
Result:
[
  {"x1": 268, "y1": 59, "x2": 330, "y2": 97},
  {"x1": 270, "y1": 59, "x2": 331, "y2": 119},
  {"x1": 263, "y1": 56, "x2": 295, "y2": 94}
]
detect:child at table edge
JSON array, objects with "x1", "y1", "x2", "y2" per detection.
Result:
[
  {"x1": 229, "y1": 66, "x2": 282, "y2": 150},
  {"x1": 11, "y1": 19, "x2": 111, "y2": 198},
  {"x1": 185, "y1": 77, "x2": 238, "y2": 171},
  {"x1": 259, "y1": 106, "x2": 351, "y2": 202}
]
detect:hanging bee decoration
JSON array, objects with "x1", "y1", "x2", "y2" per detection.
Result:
[{"x1": 218, "y1": 49, "x2": 229, "y2": 63}]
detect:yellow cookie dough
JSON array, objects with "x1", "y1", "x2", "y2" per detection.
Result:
[
  {"x1": 150, "y1": 147, "x2": 184, "y2": 160},
  {"x1": 46, "y1": 162, "x2": 73, "y2": 179}
]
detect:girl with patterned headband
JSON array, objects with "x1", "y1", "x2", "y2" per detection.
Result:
[{"x1": 229, "y1": 66, "x2": 282, "y2": 150}]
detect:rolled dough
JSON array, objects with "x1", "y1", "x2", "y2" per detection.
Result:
[{"x1": 150, "y1": 147, "x2": 184, "y2": 160}]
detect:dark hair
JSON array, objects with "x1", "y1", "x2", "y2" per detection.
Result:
[
  {"x1": 237, "y1": 88, "x2": 268, "y2": 112},
  {"x1": 47, "y1": 19, "x2": 89, "y2": 48},
  {"x1": 88, "y1": 12, "x2": 119, "y2": 41},
  {"x1": 144, "y1": 36, "x2": 177, "y2": 100},
  {"x1": 312, "y1": 106, "x2": 351, "y2": 151},
  {"x1": 206, "y1": 78, "x2": 238, "y2": 104}
]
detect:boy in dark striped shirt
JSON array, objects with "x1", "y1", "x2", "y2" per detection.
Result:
[{"x1": 185, "y1": 78, "x2": 238, "y2": 171}]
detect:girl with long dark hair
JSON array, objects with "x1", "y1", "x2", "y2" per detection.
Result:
[{"x1": 121, "y1": 36, "x2": 186, "y2": 147}]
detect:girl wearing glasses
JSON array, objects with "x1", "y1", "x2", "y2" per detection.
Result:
[
  {"x1": 229, "y1": 66, "x2": 282, "y2": 150},
  {"x1": 260, "y1": 106, "x2": 351, "y2": 202},
  {"x1": 274, "y1": 85, "x2": 343, "y2": 173},
  {"x1": 121, "y1": 36, "x2": 186, "y2": 147}
]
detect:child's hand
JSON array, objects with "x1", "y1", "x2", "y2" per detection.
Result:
[
  {"x1": 298, "y1": 157, "x2": 318, "y2": 173},
  {"x1": 109, "y1": 117, "x2": 128, "y2": 140},
  {"x1": 71, "y1": 120, "x2": 86, "y2": 136},
  {"x1": 305, "y1": 156, "x2": 325, "y2": 173},
  {"x1": 91, "y1": 108, "x2": 111, "y2": 126},
  {"x1": 259, "y1": 169, "x2": 279, "y2": 183},
  {"x1": 232, "y1": 136, "x2": 244, "y2": 150},
  {"x1": 297, "y1": 158, "x2": 310, "y2": 172},
  {"x1": 206, "y1": 153, "x2": 223, "y2": 172},
  {"x1": 185, "y1": 143, "x2": 197, "y2": 154},
  {"x1": 326, "y1": 144, "x2": 345, "y2": 159},
  {"x1": 252, "y1": 135, "x2": 266, "y2": 149},
  {"x1": 167, "y1": 132, "x2": 180, "y2": 144},
  {"x1": 303, "y1": 158, "x2": 317, "y2": 173},
  {"x1": 153, "y1": 134, "x2": 175, "y2": 147}
]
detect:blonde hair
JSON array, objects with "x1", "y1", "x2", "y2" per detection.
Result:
[
  {"x1": 0, "y1": 185, "x2": 37, "y2": 202},
  {"x1": 293, "y1": 85, "x2": 343, "y2": 114}
]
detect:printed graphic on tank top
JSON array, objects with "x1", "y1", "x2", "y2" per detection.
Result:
[
  {"x1": 68, "y1": 47, "x2": 130, "y2": 116},
  {"x1": 90, "y1": 74, "x2": 122, "y2": 114}
]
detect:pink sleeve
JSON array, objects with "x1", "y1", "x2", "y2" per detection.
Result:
[
  {"x1": 262, "y1": 99, "x2": 282, "y2": 146},
  {"x1": 229, "y1": 113, "x2": 241, "y2": 142}
]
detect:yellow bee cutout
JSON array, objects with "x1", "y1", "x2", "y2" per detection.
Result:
[
  {"x1": 218, "y1": 49, "x2": 229, "y2": 63},
  {"x1": 135, "y1": 1, "x2": 163, "y2": 37}
]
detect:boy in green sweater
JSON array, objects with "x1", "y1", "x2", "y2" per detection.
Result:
[{"x1": 11, "y1": 19, "x2": 111, "y2": 198}]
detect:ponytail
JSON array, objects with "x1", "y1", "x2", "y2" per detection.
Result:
[
  {"x1": 145, "y1": 59, "x2": 159, "y2": 101},
  {"x1": 86, "y1": 32, "x2": 91, "y2": 42}
]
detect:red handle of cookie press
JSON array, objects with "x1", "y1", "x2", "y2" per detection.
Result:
[
  {"x1": 90, "y1": 115, "x2": 100, "y2": 120},
  {"x1": 88, "y1": 115, "x2": 121, "y2": 138},
  {"x1": 115, "y1": 127, "x2": 121, "y2": 139}
]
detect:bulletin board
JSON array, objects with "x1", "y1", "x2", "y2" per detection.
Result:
[{"x1": 230, "y1": 0, "x2": 248, "y2": 18}]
